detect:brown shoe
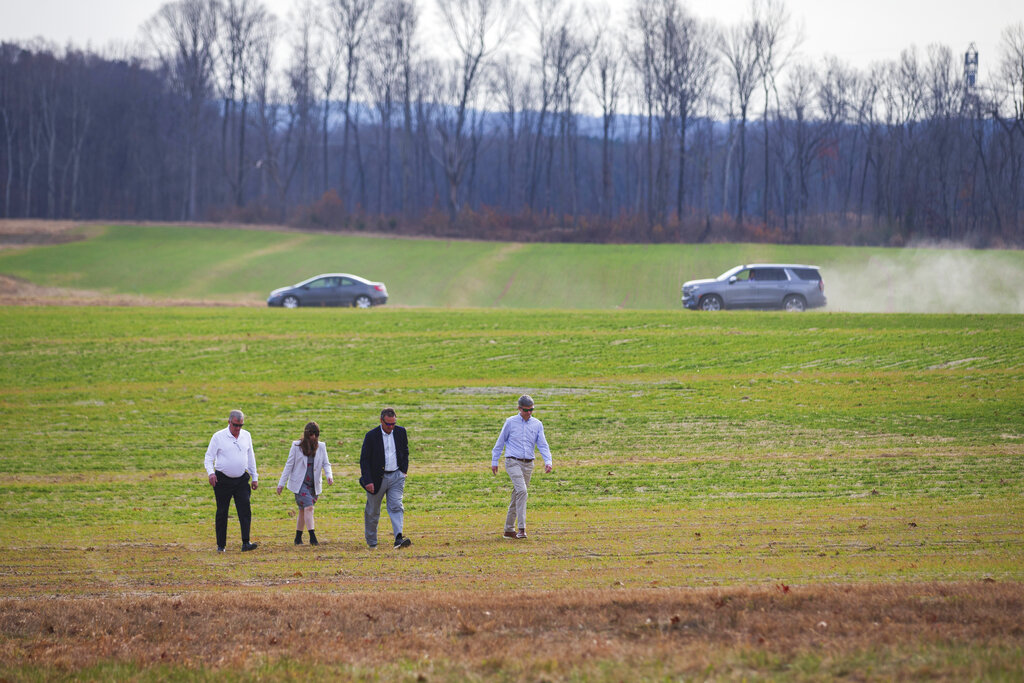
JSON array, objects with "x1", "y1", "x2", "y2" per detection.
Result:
[
  {"x1": 516, "y1": 529, "x2": 527, "y2": 539},
  {"x1": 503, "y1": 530, "x2": 517, "y2": 539}
]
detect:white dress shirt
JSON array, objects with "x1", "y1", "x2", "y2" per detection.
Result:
[
  {"x1": 382, "y1": 428, "x2": 398, "y2": 472},
  {"x1": 204, "y1": 426, "x2": 258, "y2": 481}
]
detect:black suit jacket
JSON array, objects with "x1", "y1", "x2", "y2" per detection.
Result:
[{"x1": 359, "y1": 425, "x2": 409, "y2": 492}]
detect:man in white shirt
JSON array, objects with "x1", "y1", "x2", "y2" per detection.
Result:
[
  {"x1": 491, "y1": 395, "x2": 553, "y2": 539},
  {"x1": 204, "y1": 409, "x2": 259, "y2": 552}
]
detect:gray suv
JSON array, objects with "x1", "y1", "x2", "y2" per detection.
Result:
[{"x1": 681, "y1": 264, "x2": 826, "y2": 311}]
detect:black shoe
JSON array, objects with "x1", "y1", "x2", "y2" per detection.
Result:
[
  {"x1": 217, "y1": 546, "x2": 226, "y2": 553},
  {"x1": 241, "y1": 542, "x2": 258, "y2": 552},
  {"x1": 394, "y1": 534, "x2": 412, "y2": 549},
  {"x1": 294, "y1": 531, "x2": 304, "y2": 545},
  {"x1": 308, "y1": 530, "x2": 318, "y2": 546}
]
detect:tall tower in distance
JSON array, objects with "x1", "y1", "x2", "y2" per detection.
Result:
[{"x1": 964, "y1": 42, "x2": 979, "y2": 91}]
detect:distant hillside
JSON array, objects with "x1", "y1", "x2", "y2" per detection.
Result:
[{"x1": 0, "y1": 223, "x2": 1021, "y2": 312}]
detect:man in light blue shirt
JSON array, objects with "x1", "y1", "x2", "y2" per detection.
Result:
[{"x1": 491, "y1": 395, "x2": 553, "y2": 539}]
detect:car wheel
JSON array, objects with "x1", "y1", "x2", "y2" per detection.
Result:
[
  {"x1": 783, "y1": 294, "x2": 806, "y2": 312},
  {"x1": 699, "y1": 294, "x2": 723, "y2": 311},
  {"x1": 282, "y1": 295, "x2": 300, "y2": 309},
  {"x1": 353, "y1": 295, "x2": 373, "y2": 308}
]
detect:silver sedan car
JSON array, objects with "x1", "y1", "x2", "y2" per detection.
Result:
[
  {"x1": 267, "y1": 273, "x2": 388, "y2": 308},
  {"x1": 681, "y1": 264, "x2": 826, "y2": 311}
]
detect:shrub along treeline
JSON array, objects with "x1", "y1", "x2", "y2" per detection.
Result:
[{"x1": 2, "y1": 0, "x2": 1024, "y2": 247}]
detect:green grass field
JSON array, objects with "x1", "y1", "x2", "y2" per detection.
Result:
[
  {"x1": 2, "y1": 223, "x2": 1023, "y2": 310},
  {"x1": 1, "y1": 224, "x2": 1024, "y2": 679}
]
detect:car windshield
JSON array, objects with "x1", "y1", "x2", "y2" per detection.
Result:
[{"x1": 717, "y1": 266, "x2": 745, "y2": 280}]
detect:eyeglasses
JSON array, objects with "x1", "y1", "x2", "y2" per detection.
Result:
[
  {"x1": 229, "y1": 422, "x2": 244, "y2": 428},
  {"x1": 519, "y1": 407, "x2": 534, "y2": 412},
  {"x1": 382, "y1": 420, "x2": 396, "y2": 427}
]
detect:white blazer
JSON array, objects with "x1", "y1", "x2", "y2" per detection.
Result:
[{"x1": 277, "y1": 442, "x2": 333, "y2": 495}]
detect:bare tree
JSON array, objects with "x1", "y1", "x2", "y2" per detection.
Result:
[
  {"x1": 0, "y1": 45, "x2": 18, "y2": 217},
  {"x1": 411, "y1": 57, "x2": 444, "y2": 210},
  {"x1": 62, "y1": 50, "x2": 92, "y2": 218},
  {"x1": 853, "y1": 63, "x2": 881, "y2": 226},
  {"x1": 253, "y1": 12, "x2": 303, "y2": 215},
  {"x1": 217, "y1": 0, "x2": 271, "y2": 207},
  {"x1": 393, "y1": 0, "x2": 419, "y2": 216},
  {"x1": 324, "y1": 0, "x2": 374, "y2": 205},
  {"x1": 37, "y1": 54, "x2": 61, "y2": 218},
  {"x1": 717, "y1": 17, "x2": 759, "y2": 227},
  {"x1": 549, "y1": 6, "x2": 595, "y2": 217},
  {"x1": 817, "y1": 56, "x2": 857, "y2": 214},
  {"x1": 752, "y1": 0, "x2": 799, "y2": 227},
  {"x1": 295, "y1": 1, "x2": 324, "y2": 204},
  {"x1": 586, "y1": 5, "x2": 625, "y2": 220},
  {"x1": 668, "y1": 9, "x2": 717, "y2": 225},
  {"x1": 777, "y1": 61, "x2": 825, "y2": 239},
  {"x1": 920, "y1": 44, "x2": 965, "y2": 238},
  {"x1": 627, "y1": 0, "x2": 671, "y2": 225},
  {"x1": 491, "y1": 54, "x2": 529, "y2": 210},
  {"x1": 364, "y1": 0, "x2": 411, "y2": 213},
  {"x1": 432, "y1": 0, "x2": 517, "y2": 221},
  {"x1": 146, "y1": 0, "x2": 220, "y2": 220},
  {"x1": 1000, "y1": 22, "x2": 1024, "y2": 122},
  {"x1": 879, "y1": 48, "x2": 925, "y2": 237},
  {"x1": 996, "y1": 22, "x2": 1024, "y2": 234},
  {"x1": 525, "y1": 0, "x2": 567, "y2": 211},
  {"x1": 312, "y1": 3, "x2": 339, "y2": 199}
]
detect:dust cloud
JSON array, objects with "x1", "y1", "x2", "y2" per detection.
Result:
[{"x1": 824, "y1": 246, "x2": 1024, "y2": 313}]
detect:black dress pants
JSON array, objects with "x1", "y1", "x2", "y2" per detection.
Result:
[{"x1": 214, "y1": 471, "x2": 252, "y2": 548}]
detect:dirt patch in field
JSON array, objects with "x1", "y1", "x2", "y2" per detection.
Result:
[
  {"x1": 0, "y1": 274, "x2": 259, "y2": 307},
  {"x1": 1, "y1": 582, "x2": 1021, "y2": 677},
  {"x1": 0, "y1": 219, "x2": 88, "y2": 248}
]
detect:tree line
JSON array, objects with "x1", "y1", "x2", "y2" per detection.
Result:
[{"x1": 2, "y1": 0, "x2": 1023, "y2": 246}]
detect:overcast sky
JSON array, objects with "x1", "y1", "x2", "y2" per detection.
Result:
[{"x1": 2, "y1": 0, "x2": 1021, "y2": 79}]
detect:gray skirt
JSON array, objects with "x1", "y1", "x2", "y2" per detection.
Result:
[{"x1": 294, "y1": 456, "x2": 317, "y2": 508}]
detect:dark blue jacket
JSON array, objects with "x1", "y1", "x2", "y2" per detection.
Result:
[{"x1": 359, "y1": 425, "x2": 409, "y2": 492}]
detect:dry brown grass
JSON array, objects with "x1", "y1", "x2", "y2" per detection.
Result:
[
  {"x1": 0, "y1": 218, "x2": 86, "y2": 241},
  {"x1": 1, "y1": 582, "x2": 1021, "y2": 677},
  {"x1": 0, "y1": 274, "x2": 264, "y2": 307}
]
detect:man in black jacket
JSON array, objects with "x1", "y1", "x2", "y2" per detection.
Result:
[{"x1": 359, "y1": 407, "x2": 412, "y2": 549}]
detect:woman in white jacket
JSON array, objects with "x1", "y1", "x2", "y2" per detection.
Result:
[{"x1": 277, "y1": 421, "x2": 333, "y2": 545}]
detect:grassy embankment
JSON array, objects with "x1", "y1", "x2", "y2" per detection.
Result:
[{"x1": 1, "y1": 305, "x2": 1022, "y2": 679}]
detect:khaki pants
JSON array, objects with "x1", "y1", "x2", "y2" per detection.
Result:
[{"x1": 504, "y1": 457, "x2": 534, "y2": 532}]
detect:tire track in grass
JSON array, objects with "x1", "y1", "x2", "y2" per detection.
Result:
[
  {"x1": 447, "y1": 243, "x2": 525, "y2": 307},
  {"x1": 177, "y1": 235, "x2": 315, "y2": 298}
]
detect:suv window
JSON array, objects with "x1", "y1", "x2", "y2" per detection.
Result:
[
  {"x1": 750, "y1": 267, "x2": 788, "y2": 281},
  {"x1": 790, "y1": 268, "x2": 821, "y2": 281}
]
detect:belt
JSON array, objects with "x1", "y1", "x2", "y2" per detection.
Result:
[
  {"x1": 385, "y1": 469, "x2": 399, "y2": 473},
  {"x1": 508, "y1": 457, "x2": 534, "y2": 462}
]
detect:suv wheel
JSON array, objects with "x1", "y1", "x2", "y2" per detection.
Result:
[
  {"x1": 283, "y1": 295, "x2": 300, "y2": 308},
  {"x1": 699, "y1": 294, "x2": 723, "y2": 311},
  {"x1": 783, "y1": 294, "x2": 806, "y2": 312}
]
